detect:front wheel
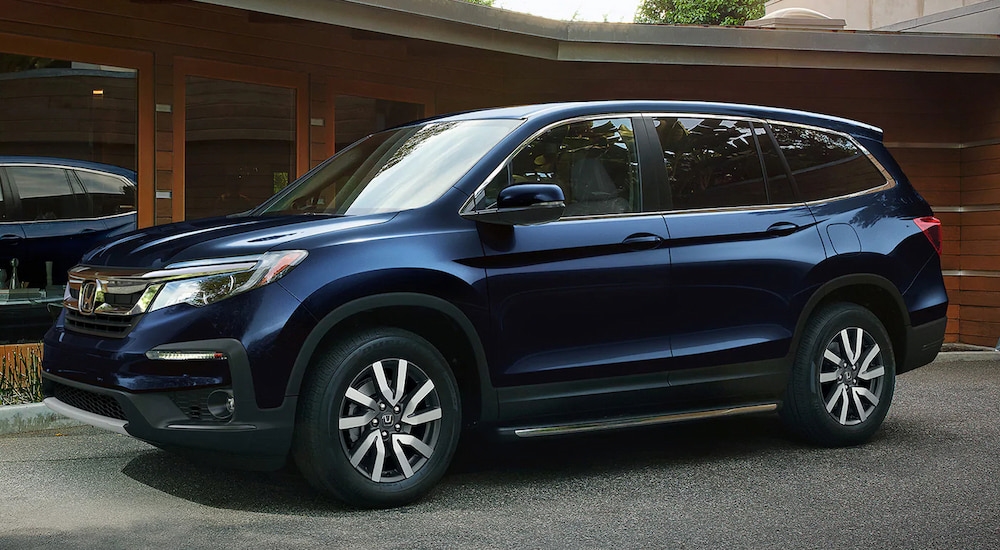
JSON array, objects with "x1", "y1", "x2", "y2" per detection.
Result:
[
  {"x1": 780, "y1": 303, "x2": 896, "y2": 447},
  {"x1": 293, "y1": 328, "x2": 461, "y2": 508}
]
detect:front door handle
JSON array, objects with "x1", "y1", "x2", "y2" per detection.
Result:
[
  {"x1": 766, "y1": 222, "x2": 799, "y2": 236},
  {"x1": 0, "y1": 234, "x2": 23, "y2": 241},
  {"x1": 623, "y1": 233, "x2": 664, "y2": 250}
]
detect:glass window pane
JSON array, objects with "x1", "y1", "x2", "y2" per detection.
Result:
[
  {"x1": 479, "y1": 118, "x2": 639, "y2": 217},
  {"x1": 0, "y1": 55, "x2": 137, "y2": 170},
  {"x1": 263, "y1": 120, "x2": 520, "y2": 216},
  {"x1": 77, "y1": 170, "x2": 135, "y2": 216},
  {"x1": 0, "y1": 55, "x2": 138, "y2": 343},
  {"x1": 7, "y1": 166, "x2": 87, "y2": 220},
  {"x1": 770, "y1": 124, "x2": 888, "y2": 202},
  {"x1": 185, "y1": 76, "x2": 295, "y2": 220},
  {"x1": 653, "y1": 117, "x2": 765, "y2": 210}
]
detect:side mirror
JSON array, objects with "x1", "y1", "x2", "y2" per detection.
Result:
[{"x1": 461, "y1": 184, "x2": 565, "y2": 226}]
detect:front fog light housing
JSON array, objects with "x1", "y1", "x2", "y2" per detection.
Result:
[
  {"x1": 207, "y1": 390, "x2": 235, "y2": 420},
  {"x1": 147, "y1": 250, "x2": 307, "y2": 312}
]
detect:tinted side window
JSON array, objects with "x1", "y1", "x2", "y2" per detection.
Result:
[
  {"x1": 770, "y1": 124, "x2": 888, "y2": 202},
  {"x1": 7, "y1": 167, "x2": 88, "y2": 221},
  {"x1": 478, "y1": 118, "x2": 639, "y2": 216},
  {"x1": 76, "y1": 171, "x2": 135, "y2": 216},
  {"x1": 652, "y1": 117, "x2": 765, "y2": 210}
]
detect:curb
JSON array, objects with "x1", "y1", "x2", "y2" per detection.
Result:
[
  {"x1": 930, "y1": 350, "x2": 1000, "y2": 363},
  {"x1": 0, "y1": 402, "x2": 83, "y2": 436}
]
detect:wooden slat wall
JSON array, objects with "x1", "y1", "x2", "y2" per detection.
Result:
[
  {"x1": 957, "y1": 75, "x2": 1000, "y2": 348},
  {"x1": 0, "y1": 0, "x2": 994, "y2": 346}
]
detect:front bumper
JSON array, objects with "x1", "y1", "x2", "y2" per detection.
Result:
[{"x1": 42, "y1": 338, "x2": 296, "y2": 470}]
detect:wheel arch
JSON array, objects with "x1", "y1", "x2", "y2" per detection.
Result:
[
  {"x1": 285, "y1": 292, "x2": 497, "y2": 428},
  {"x1": 794, "y1": 274, "x2": 912, "y2": 369}
]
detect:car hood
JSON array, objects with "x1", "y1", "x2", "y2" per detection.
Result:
[{"x1": 81, "y1": 213, "x2": 395, "y2": 269}]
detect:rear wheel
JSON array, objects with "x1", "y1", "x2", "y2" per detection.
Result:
[
  {"x1": 293, "y1": 328, "x2": 461, "y2": 508},
  {"x1": 781, "y1": 303, "x2": 895, "y2": 446}
]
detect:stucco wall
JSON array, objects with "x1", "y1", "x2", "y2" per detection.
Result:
[{"x1": 765, "y1": 0, "x2": 989, "y2": 29}]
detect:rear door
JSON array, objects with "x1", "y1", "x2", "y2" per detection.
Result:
[{"x1": 645, "y1": 115, "x2": 825, "y2": 401}]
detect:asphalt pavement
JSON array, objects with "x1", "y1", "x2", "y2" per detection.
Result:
[{"x1": 1, "y1": 352, "x2": 998, "y2": 549}]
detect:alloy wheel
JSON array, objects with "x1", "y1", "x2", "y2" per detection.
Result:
[
  {"x1": 818, "y1": 327, "x2": 886, "y2": 426},
  {"x1": 338, "y1": 358, "x2": 443, "y2": 483}
]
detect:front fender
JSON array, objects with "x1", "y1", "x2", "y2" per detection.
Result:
[{"x1": 282, "y1": 290, "x2": 497, "y2": 425}]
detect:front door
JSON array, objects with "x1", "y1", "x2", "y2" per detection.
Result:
[{"x1": 478, "y1": 117, "x2": 673, "y2": 389}]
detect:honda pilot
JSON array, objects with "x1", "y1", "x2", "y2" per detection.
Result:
[{"x1": 41, "y1": 101, "x2": 947, "y2": 508}]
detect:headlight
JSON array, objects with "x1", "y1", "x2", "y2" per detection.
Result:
[{"x1": 147, "y1": 250, "x2": 307, "y2": 312}]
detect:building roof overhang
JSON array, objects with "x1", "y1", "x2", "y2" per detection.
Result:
[{"x1": 195, "y1": 0, "x2": 1000, "y2": 73}]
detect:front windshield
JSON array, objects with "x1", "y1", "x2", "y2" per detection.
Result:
[{"x1": 258, "y1": 119, "x2": 522, "y2": 217}]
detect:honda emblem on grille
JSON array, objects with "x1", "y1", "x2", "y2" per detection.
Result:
[{"x1": 79, "y1": 281, "x2": 98, "y2": 315}]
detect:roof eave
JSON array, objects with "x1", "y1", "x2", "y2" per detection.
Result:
[{"x1": 193, "y1": 0, "x2": 1000, "y2": 73}]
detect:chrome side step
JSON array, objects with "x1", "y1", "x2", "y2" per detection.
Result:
[{"x1": 512, "y1": 403, "x2": 778, "y2": 438}]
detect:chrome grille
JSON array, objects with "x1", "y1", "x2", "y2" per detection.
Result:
[{"x1": 63, "y1": 265, "x2": 157, "y2": 338}]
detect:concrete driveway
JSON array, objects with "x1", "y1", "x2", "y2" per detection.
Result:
[{"x1": 1, "y1": 352, "x2": 998, "y2": 549}]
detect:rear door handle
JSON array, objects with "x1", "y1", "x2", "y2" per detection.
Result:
[
  {"x1": 766, "y1": 222, "x2": 799, "y2": 236},
  {"x1": 623, "y1": 233, "x2": 664, "y2": 250}
]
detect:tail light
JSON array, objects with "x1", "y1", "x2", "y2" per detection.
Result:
[{"x1": 914, "y1": 216, "x2": 942, "y2": 256}]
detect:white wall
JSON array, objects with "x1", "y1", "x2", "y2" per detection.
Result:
[{"x1": 764, "y1": 0, "x2": 988, "y2": 29}]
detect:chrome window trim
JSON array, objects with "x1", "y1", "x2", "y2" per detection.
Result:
[
  {"x1": 655, "y1": 201, "x2": 809, "y2": 217},
  {"x1": 1, "y1": 162, "x2": 137, "y2": 223},
  {"x1": 0, "y1": 162, "x2": 135, "y2": 182},
  {"x1": 0, "y1": 211, "x2": 136, "y2": 225},
  {"x1": 460, "y1": 112, "x2": 897, "y2": 221},
  {"x1": 459, "y1": 112, "x2": 645, "y2": 220}
]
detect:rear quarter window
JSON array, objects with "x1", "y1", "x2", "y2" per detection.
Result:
[
  {"x1": 76, "y1": 170, "x2": 135, "y2": 216},
  {"x1": 770, "y1": 124, "x2": 888, "y2": 202}
]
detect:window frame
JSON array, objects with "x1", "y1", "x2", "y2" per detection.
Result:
[
  {"x1": 328, "y1": 79, "x2": 434, "y2": 161},
  {"x1": 173, "y1": 57, "x2": 309, "y2": 223},
  {"x1": 0, "y1": 31, "x2": 154, "y2": 228}
]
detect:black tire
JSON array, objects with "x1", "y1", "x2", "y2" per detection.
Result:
[
  {"x1": 292, "y1": 327, "x2": 461, "y2": 508},
  {"x1": 780, "y1": 303, "x2": 896, "y2": 447}
]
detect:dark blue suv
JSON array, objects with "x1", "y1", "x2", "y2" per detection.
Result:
[{"x1": 41, "y1": 101, "x2": 947, "y2": 508}]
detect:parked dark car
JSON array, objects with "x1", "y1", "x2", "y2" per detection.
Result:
[
  {"x1": 41, "y1": 102, "x2": 947, "y2": 508},
  {"x1": 0, "y1": 157, "x2": 136, "y2": 342}
]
